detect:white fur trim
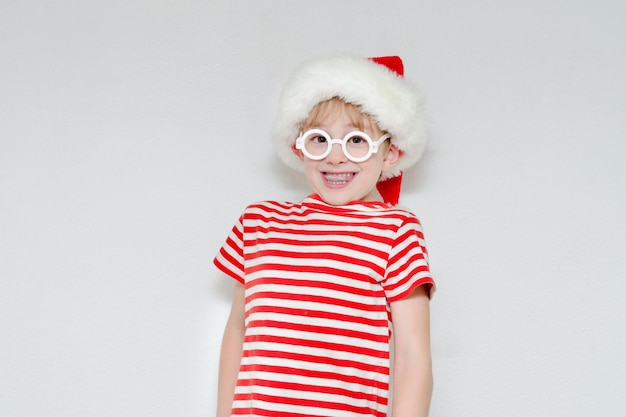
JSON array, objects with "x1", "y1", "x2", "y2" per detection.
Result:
[{"x1": 271, "y1": 56, "x2": 427, "y2": 179}]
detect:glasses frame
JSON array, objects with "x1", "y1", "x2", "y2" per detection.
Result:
[{"x1": 295, "y1": 128, "x2": 391, "y2": 163}]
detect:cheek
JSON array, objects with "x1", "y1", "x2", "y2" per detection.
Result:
[
  {"x1": 302, "y1": 159, "x2": 318, "y2": 174},
  {"x1": 363, "y1": 156, "x2": 385, "y2": 172}
]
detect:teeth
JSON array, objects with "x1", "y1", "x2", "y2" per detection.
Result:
[
  {"x1": 324, "y1": 172, "x2": 354, "y2": 185},
  {"x1": 325, "y1": 172, "x2": 354, "y2": 178}
]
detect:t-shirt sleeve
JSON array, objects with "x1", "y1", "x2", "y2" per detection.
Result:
[
  {"x1": 382, "y1": 215, "x2": 435, "y2": 302},
  {"x1": 213, "y1": 214, "x2": 245, "y2": 284}
]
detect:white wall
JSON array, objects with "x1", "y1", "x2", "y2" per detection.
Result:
[{"x1": 1, "y1": 1, "x2": 625, "y2": 416}]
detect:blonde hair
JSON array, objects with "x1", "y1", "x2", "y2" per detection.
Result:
[{"x1": 300, "y1": 97, "x2": 384, "y2": 135}]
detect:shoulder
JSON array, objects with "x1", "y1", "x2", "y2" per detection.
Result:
[
  {"x1": 240, "y1": 199, "x2": 305, "y2": 218},
  {"x1": 382, "y1": 204, "x2": 417, "y2": 217},
  {"x1": 372, "y1": 206, "x2": 429, "y2": 243},
  {"x1": 375, "y1": 204, "x2": 423, "y2": 224}
]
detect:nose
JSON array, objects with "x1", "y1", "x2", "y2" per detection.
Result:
[{"x1": 325, "y1": 142, "x2": 347, "y2": 164}]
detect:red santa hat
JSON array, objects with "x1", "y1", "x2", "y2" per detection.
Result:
[{"x1": 271, "y1": 55, "x2": 427, "y2": 205}]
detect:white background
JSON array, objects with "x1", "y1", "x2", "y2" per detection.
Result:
[{"x1": 1, "y1": 1, "x2": 625, "y2": 416}]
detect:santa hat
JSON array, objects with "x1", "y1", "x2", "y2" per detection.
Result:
[{"x1": 271, "y1": 55, "x2": 427, "y2": 205}]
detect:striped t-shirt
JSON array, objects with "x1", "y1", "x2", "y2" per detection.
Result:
[{"x1": 214, "y1": 194, "x2": 434, "y2": 417}]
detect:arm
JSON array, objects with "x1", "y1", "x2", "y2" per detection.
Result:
[
  {"x1": 216, "y1": 282, "x2": 246, "y2": 417},
  {"x1": 389, "y1": 285, "x2": 433, "y2": 417}
]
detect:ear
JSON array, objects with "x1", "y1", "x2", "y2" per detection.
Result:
[
  {"x1": 381, "y1": 144, "x2": 403, "y2": 173},
  {"x1": 291, "y1": 144, "x2": 304, "y2": 160}
]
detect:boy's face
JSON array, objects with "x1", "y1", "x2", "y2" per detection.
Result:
[{"x1": 292, "y1": 109, "x2": 401, "y2": 206}]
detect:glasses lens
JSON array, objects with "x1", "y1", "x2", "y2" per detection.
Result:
[
  {"x1": 302, "y1": 131, "x2": 330, "y2": 158},
  {"x1": 344, "y1": 133, "x2": 372, "y2": 160}
]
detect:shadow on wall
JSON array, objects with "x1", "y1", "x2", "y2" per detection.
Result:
[
  {"x1": 212, "y1": 271, "x2": 236, "y2": 305},
  {"x1": 399, "y1": 147, "x2": 435, "y2": 195}
]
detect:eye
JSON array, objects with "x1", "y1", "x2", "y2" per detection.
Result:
[
  {"x1": 304, "y1": 134, "x2": 328, "y2": 150},
  {"x1": 310, "y1": 135, "x2": 327, "y2": 144},
  {"x1": 346, "y1": 135, "x2": 368, "y2": 146}
]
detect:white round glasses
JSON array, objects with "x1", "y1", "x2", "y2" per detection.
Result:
[{"x1": 295, "y1": 128, "x2": 391, "y2": 163}]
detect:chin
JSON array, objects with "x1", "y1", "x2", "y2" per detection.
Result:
[
  {"x1": 319, "y1": 189, "x2": 377, "y2": 206},
  {"x1": 316, "y1": 190, "x2": 352, "y2": 206},
  {"x1": 326, "y1": 198, "x2": 353, "y2": 206}
]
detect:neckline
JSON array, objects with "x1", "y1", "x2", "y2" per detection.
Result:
[{"x1": 303, "y1": 194, "x2": 391, "y2": 211}]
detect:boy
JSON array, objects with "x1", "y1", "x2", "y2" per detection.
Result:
[{"x1": 214, "y1": 56, "x2": 435, "y2": 417}]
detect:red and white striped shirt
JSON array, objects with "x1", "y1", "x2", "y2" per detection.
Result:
[{"x1": 214, "y1": 194, "x2": 434, "y2": 417}]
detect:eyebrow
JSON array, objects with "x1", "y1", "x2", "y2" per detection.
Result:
[{"x1": 316, "y1": 124, "x2": 363, "y2": 132}]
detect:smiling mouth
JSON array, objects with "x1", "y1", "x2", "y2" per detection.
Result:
[{"x1": 323, "y1": 172, "x2": 356, "y2": 185}]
